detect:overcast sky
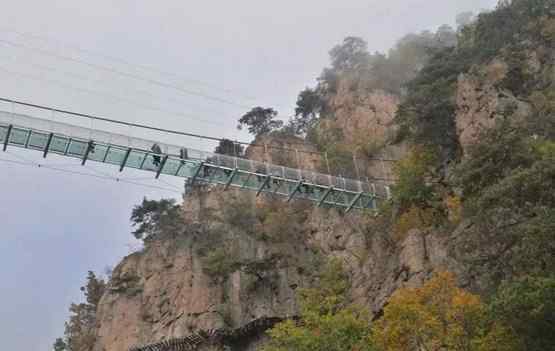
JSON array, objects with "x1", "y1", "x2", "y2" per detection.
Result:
[{"x1": 0, "y1": 1, "x2": 497, "y2": 350}]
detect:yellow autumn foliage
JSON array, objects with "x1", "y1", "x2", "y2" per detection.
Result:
[{"x1": 372, "y1": 272, "x2": 519, "y2": 351}]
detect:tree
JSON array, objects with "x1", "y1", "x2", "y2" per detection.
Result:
[
  {"x1": 263, "y1": 259, "x2": 373, "y2": 351},
  {"x1": 289, "y1": 88, "x2": 324, "y2": 135},
  {"x1": 455, "y1": 120, "x2": 555, "y2": 284},
  {"x1": 130, "y1": 198, "x2": 182, "y2": 241},
  {"x1": 329, "y1": 36, "x2": 370, "y2": 72},
  {"x1": 489, "y1": 276, "x2": 555, "y2": 351},
  {"x1": 53, "y1": 338, "x2": 67, "y2": 351},
  {"x1": 372, "y1": 272, "x2": 518, "y2": 351},
  {"x1": 61, "y1": 272, "x2": 106, "y2": 351},
  {"x1": 214, "y1": 138, "x2": 244, "y2": 157},
  {"x1": 237, "y1": 107, "x2": 283, "y2": 136}
]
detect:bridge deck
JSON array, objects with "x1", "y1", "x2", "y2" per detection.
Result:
[{"x1": 0, "y1": 111, "x2": 389, "y2": 211}]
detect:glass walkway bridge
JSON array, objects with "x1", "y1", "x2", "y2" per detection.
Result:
[{"x1": 0, "y1": 110, "x2": 390, "y2": 212}]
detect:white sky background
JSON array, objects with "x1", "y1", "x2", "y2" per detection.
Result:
[{"x1": 0, "y1": 0, "x2": 497, "y2": 349}]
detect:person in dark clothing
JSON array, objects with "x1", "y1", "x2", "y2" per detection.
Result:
[
  {"x1": 151, "y1": 143, "x2": 162, "y2": 167},
  {"x1": 87, "y1": 140, "x2": 95, "y2": 154},
  {"x1": 180, "y1": 147, "x2": 188, "y2": 161}
]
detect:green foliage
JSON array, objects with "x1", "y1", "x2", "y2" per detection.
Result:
[
  {"x1": 392, "y1": 148, "x2": 437, "y2": 210},
  {"x1": 130, "y1": 198, "x2": 182, "y2": 242},
  {"x1": 397, "y1": 0, "x2": 554, "y2": 162},
  {"x1": 237, "y1": 106, "x2": 283, "y2": 136},
  {"x1": 489, "y1": 275, "x2": 555, "y2": 351},
  {"x1": 214, "y1": 138, "x2": 244, "y2": 157},
  {"x1": 455, "y1": 119, "x2": 555, "y2": 283},
  {"x1": 53, "y1": 338, "x2": 67, "y2": 351},
  {"x1": 263, "y1": 259, "x2": 373, "y2": 351},
  {"x1": 201, "y1": 247, "x2": 240, "y2": 278},
  {"x1": 329, "y1": 36, "x2": 371, "y2": 73},
  {"x1": 220, "y1": 194, "x2": 258, "y2": 235},
  {"x1": 307, "y1": 121, "x2": 357, "y2": 177},
  {"x1": 256, "y1": 201, "x2": 309, "y2": 242},
  {"x1": 57, "y1": 271, "x2": 106, "y2": 351},
  {"x1": 396, "y1": 47, "x2": 469, "y2": 160},
  {"x1": 289, "y1": 88, "x2": 325, "y2": 135},
  {"x1": 393, "y1": 206, "x2": 442, "y2": 240}
]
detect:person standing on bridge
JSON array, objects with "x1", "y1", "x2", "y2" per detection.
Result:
[{"x1": 151, "y1": 143, "x2": 162, "y2": 167}]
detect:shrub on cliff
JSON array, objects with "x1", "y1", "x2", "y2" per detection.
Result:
[
  {"x1": 130, "y1": 198, "x2": 182, "y2": 242},
  {"x1": 263, "y1": 259, "x2": 373, "y2": 351}
]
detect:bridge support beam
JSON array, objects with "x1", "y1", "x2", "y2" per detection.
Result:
[
  {"x1": 119, "y1": 148, "x2": 132, "y2": 172},
  {"x1": 256, "y1": 176, "x2": 271, "y2": 196},
  {"x1": 224, "y1": 168, "x2": 239, "y2": 190},
  {"x1": 345, "y1": 192, "x2": 363, "y2": 213},
  {"x1": 82, "y1": 141, "x2": 94, "y2": 165},
  {"x1": 189, "y1": 162, "x2": 204, "y2": 185},
  {"x1": 288, "y1": 181, "x2": 303, "y2": 202},
  {"x1": 43, "y1": 133, "x2": 54, "y2": 158},
  {"x1": 317, "y1": 186, "x2": 334, "y2": 207},
  {"x1": 3, "y1": 125, "x2": 12, "y2": 151}
]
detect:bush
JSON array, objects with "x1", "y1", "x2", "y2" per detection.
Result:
[
  {"x1": 392, "y1": 206, "x2": 441, "y2": 240},
  {"x1": 392, "y1": 147, "x2": 437, "y2": 211},
  {"x1": 220, "y1": 195, "x2": 258, "y2": 235},
  {"x1": 263, "y1": 259, "x2": 373, "y2": 351},
  {"x1": 201, "y1": 248, "x2": 240, "y2": 278},
  {"x1": 256, "y1": 201, "x2": 309, "y2": 243}
]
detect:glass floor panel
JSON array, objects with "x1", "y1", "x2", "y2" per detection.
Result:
[
  {"x1": 67, "y1": 139, "x2": 88, "y2": 157},
  {"x1": 306, "y1": 186, "x2": 328, "y2": 201},
  {"x1": 160, "y1": 157, "x2": 182, "y2": 176},
  {"x1": 28, "y1": 131, "x2": 50, "y2": 150},
  {"x1": 50, "y1": 135, "x2": 70, "y2": 154},
  {"x1": 125, "y1": 150, "x2": 147, "y2": 169},
  {"x1": 360, "y1": 195, "x2": 377, "y2": 209},
  {"x1": 9, "y1": 128, "x2": 29, "y2": 146},
  {"x1": 0, "y1": 125, "x2": 7, "y2": 142},
  {"x1": 176, "y1": 162, "x2": 200, "y2": 178},
  {"x1": 242, "y1": 173, "x2": 263, "y2": 190},
  {"x1": 233, "y1": 172, "x2": 251, "y2": 187},
  {"x1": 88, "y1": 144, "x2": 109, "y2": 162},
  {"x1": 325, "y1": 191, "x2": 347, "y2": 207},
  {"x1": 212, "y1": 168, "x2": 234, "y2": 184},
  {"x1": 104, "y1": 146, "x2": 128, "y2": 165}
]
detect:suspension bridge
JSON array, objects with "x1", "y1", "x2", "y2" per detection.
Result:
[{"x1": 0, "y1": 98, "x2": 391, "y2": 212}]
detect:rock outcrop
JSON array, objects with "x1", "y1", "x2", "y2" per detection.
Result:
[
  {"x1": 325, "y1": 80, "x2": 407, "y2": 182},
  {"x1": 93, "y1": 187, "x2": 462, "y2": 351},
  {"x1": 455, "y1": 59, "x2": 532, "y2": 154}
]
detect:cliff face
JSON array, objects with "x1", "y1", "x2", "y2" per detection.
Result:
[
  {"x1": 94, "y1": 185, "x2": 465, "y2": 351},
  {"x1": 455, "y1": 59, "x2": 532, "y2": 154},
  {"x1": 330, "y1": 82, "x2": 408, "y2": 182},
  {"x1": 245, "y1": 134, "x2": 322, "y2": 171}
]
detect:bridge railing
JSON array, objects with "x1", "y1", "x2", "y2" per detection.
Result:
[{"x1": 0, "y1": 110, "x2": 392, "y2": 210}]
